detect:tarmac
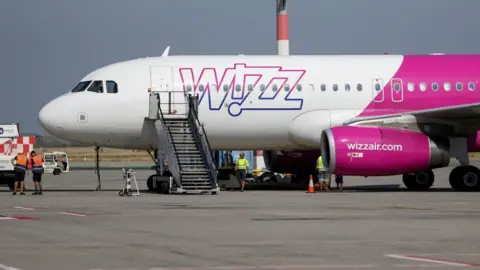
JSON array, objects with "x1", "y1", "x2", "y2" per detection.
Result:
[{"x1": 0, "y1": 161, "x2": 479, "y2": 270}]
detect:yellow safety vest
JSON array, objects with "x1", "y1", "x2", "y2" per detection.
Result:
[
  {"x1": 316, "y1": 156, "x2": 324, "y2": 169},
  {"x1": 236, "y1": 158, "x2": 249, "y2": 170}
]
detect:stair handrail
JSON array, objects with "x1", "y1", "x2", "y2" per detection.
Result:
[
  {"x1": 186, "y1": 94, "x2": 218, "y2": 186},
  {"x1": 154, "y1": 92, "x2": 183, "y2": 182}
]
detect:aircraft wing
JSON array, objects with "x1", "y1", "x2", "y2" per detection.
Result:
[{"x1": 345, "y1": 103, "x2": 480, "y2": 137}]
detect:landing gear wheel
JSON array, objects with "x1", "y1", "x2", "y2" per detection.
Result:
[
  {"x1": 211, "y1": 191, "x2": 218, "y2": 195},
  {"x1": 449, "y1": 165, "x2": 480, "y2": 191},
  {"x1": 147, "y1": 175, "x2": 154, "y2": 191},
  {"x1": 258, "y1": 172, "x2": 277, "y2": 183},
  {"x1": 402, "y1": 170, "x2": 434, "y2": 190},
  {"x1": 156, "y1": 181, "x2": 169, "y2": 194},
  {"x1": 126, "y1": 190, "x2": 132, "y2": 196},
  {"x1": 119, "y1": 190, "x2": 124, "y2": 196}
]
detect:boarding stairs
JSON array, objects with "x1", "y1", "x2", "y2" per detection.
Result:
[{"x1": 146, "y1": 89, "x2": 219, "y2": 194}]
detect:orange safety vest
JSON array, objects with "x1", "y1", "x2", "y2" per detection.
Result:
[
  {"x1": 32, "y1": 155, "x2": 43, "y2": 168},
  {"x1": 15, "y1": 153, "x2": 28, "y2": 170}
]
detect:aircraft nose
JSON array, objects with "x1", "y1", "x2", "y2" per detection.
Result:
[{"x1": 38, "y1": 100, "x2": 64, "y2": 135}]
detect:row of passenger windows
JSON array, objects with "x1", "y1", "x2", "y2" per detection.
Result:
[
  {"x1": 184, "y1": 81, "x2": 477, "y2": 92},
  {"x1": 71, "y1": 80, "x2": 118, "y2": 93}
]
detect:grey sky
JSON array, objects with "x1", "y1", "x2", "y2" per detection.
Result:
[{"x1": 1, "y1": 0, "x2": 480, "y2": 133}]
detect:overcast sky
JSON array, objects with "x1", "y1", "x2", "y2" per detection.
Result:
[{"x1": 1, "y1": 0, "x2": 480, "y2": 133}]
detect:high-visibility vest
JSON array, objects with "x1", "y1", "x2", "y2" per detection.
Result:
[
  {"x1": 316, "y1": 156, "x2": 324, "y2": 169},
  {"x1": 32, "y1": 155, "x2": 43, "y2": 170},
  {"x1": 236, "y1": 158, "x2": 249, "y2": 170},
  {"x1": 15, "y1": 153, "x2": 28, "y2": 170}
]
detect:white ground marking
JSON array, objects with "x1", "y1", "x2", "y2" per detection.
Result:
[
  {"x1": 14, "y1": 206, "x2": 36, "y2": 211},
  {"x1": 60, "y1": 212, "x2": 86, "y2": 217},
  {"x1": 0, "y1": 263, "x2": 23, "y2": 270},
  {"x1": 385, "y1": 254, "x2": 472, "y2": 267}
]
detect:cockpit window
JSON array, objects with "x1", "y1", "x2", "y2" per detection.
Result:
[
  {"x1": 106, "y1": 81, "x2": 118, "y2": 93},
  {"x1": 87, "y1": 80, "x2": 104, "y2": 93},
  {"x1": 71, "y1": 81, "x2": 92, "y2": 92}
]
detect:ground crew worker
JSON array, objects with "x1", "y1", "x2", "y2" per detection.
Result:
[
  {"x1": 316, "y1": 155, "x2": 328, "y2": 192},
  {"x1": 235, "y1": 152, "x2": 249, "y2": 192},
  {"x1": 30, "y1": 151, "x2": 44, "y2": 195},
  {"x1": 335, "y1": 174, "x2": 344, "y2": 191},
  {"x1": 10, "y1": 152, "x2": 28, "y2": 195}
]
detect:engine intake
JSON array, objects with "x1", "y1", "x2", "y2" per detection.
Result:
[{"x1": 320, "y1": 126, "x2": 450, "y2": 176}]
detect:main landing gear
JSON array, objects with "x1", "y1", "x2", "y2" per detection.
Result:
[
  {"x1": 402, "y1": 170, "x2": 435, "y2": 191},
  {"x1": 449, "y1": 165, "x2": 480, "y2": 191},
  {"x1": 403, "y1": 137, "x2": 480, "y2": 192},
  {"x1": 403, "y1": 167, "x2": 480, "y2": 191}
]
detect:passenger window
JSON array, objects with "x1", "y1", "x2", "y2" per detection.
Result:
[
  {"x1": 375, "y1": 83, "x2": 381, "y2": 91},
  {"x1": 407, "y1": 82, "x2": 414, "y2": 91},
  {"x1": 284, "y1": 84, "x2": 290, "y2": 92},
  {"x1": 211, "y1": 84, "x2": 217, "y2": 92},
  {"x1": 309, "y1": 84, "x2": 314, "y2": 91},
  {"x1": 106, "y1": 81, "x2": 117, "y2": 93},
  {"x1": 223, "y1": 84, "x2": 229, "y2": 92},
  {"x1": 444, "y1": 82, "x2": 451, "y2": 91},
  {"x1": 419, "y1": 82, "x2": 426, "y2": 91},
  {"x1": 235, "y1": 84, "x2": 241, "y2": 92},
  {"x1": 71, "y1": 81, "x2": 92, "y2": 93},
  {"x1": 469, "y1": 82, "x2": 475, "y2": 91},
  {"x1": 393, "y1": 83, "x2": 400, "y2": 91},
  {"x1": 357, "y1": 84, "x2": 362, "y2": 91},
  {"x1": 345, "y1": 84, "x2": 351, "y2": 91},
  {"x1": 333, "y1": 84, "x2": 338, "y2": 91},
  {"x1": 247, "y1": 84, "x2": 254, "y2": 92},
  {"x1": 296, "y1": 84, "x2": 302, "y2": 91},
  {"x1": 186, "y1": 84, "x2": 193, "y2": 92},
  {"x1": 320, "y1": 84, "x2": 326, "y2": 91},
  {"x1": 87, "y1": 80, "x2": 103, "y2": 93},
  {"x1": 431, "y1": 82, "x2": 438, "y2": 91},
  {"x1": 199, "y1": 84, "x2": 205, "y2": 92},
  {"x1": 272, "y1": 84, "x2": 278, "y2": 91},
  {"x1": 260, "y1": 84, "x2": 266, "y2": 92},
  {"x1": 456, "y1": 82, "x2": 463, "y2": 91}
]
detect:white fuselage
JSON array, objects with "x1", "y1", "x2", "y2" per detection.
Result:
[{"x1": 38, "y1": 55, "x2": 403, "y2": 150}]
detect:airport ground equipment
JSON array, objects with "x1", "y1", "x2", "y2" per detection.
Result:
[
  {"x1": 145, "y1": 88, "x2": 219, "y2": 195},
  {"x1": 43, "y1": 151, "x2": 70, "y2": 175},
  {"x1": 0, "y1": 123, "x2": 36, "y2": 191},
  {"x1": 119, "y1": 168, "x2": 140, "y2": 196}
]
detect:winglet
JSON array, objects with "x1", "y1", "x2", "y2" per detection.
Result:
[{"x1": 161, "y1": 46, "x2": 170, "y2": 57}]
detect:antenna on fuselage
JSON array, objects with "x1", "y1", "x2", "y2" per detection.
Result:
[{"x1": 161, "y1": 46, "x2": 170, "y2": 57}]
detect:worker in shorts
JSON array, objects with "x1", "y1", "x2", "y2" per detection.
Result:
[
  {"x1": 10, "y1": 152, "x2": 28, "y2": 195},
  {"x1": 235, "y1": 152, "x2": 249, "y2": 192},
  {"x1": 316, "y1": 155, "x2": 328, "y2": 191},
  {"x1": 30, "y1": 151, "x2": 44, "y2": 195}
]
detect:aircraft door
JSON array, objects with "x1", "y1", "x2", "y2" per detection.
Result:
[
  {"x1": 150, "y1": 65, "x2": 186, "y2": 115},
  {"x1": 372, "y1": 78, "x2": 384, "y2": 103},
  {"x1": 390, "y1": 78, "x2": 404, "y2": 102}
]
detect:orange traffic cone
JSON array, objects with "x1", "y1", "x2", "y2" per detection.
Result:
[{"x1": 306, "y1": 175, "x2": 315, "y2": 193}]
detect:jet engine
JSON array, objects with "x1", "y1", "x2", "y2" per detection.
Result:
[
  {"x1": 320, "y1": 126, "x2": 450, "y2": 176},
  {"x1": 263, "y1": 150, "x2": 320, "y2": 175}
]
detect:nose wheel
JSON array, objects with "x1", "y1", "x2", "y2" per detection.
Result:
[
  {"x1": 449, "y1": 165, "x2": 480, "y2": 191},
  {"x1": 402, "y1": 170, "x2": 434, "y2": 190}
]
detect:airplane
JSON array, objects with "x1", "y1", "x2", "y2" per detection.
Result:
[{"x1": 38, "y1": 53, "x2": 480, "y2": 192}]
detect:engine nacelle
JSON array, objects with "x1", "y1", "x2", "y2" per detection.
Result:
[
  {"x1": 263, "y1": 150, "x2": 320, "y2": 175},
  {"x1": 467, "y1": 131, "x2": 480, "y2": 152},
  {"x1": 320, "y1": 126, "x2": 450, "y2": 176}
]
